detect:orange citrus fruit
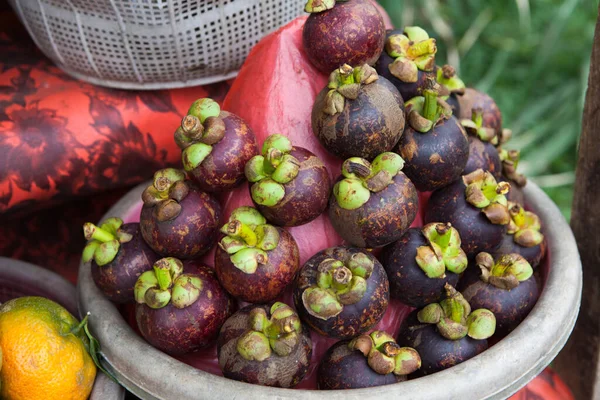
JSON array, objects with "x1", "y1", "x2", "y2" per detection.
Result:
[{"x1": 0, "y1": 296, "x2": 97, "y2": 400}]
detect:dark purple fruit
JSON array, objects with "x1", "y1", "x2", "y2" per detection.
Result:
[
  {"x1": 217, "y1": 302, "x2": 312, "y2": 388},
  {"x1": 245, "y1": 134, "x2": 330, "y2": 227},
  {"x1": 303, "y1": 0, "x2": 386, "y2": 75},
  {"x1": 396, "y1": 284, "x2": 495, "y2": 377},
  {"x1": 458, "y1": 88, "x2": 503, "y2": 137},
  {"x1": 460, "y1": 252, "x2": 540, "y2": 336},
  {"x1": 83, "y1": 219, "x2": 159, "y2": 304},
  {"x1": 139, "y1": 169, "x2": 222, "y2": 259},
  {"x1": 436, "y1": 64, "x2": 466, "y2": 117},
  {"x1": 318, "y1": 331, "x2": 421, "y2": 389},
  {"x1": 177, "y1": 99, "x2": 258, "y2": 193},
  {"x1": 312, "y1": 64, "x2": 405, "y2": 161},
  {"x1": 379, "y1": 223, "x2": 468, "y2": 308},
  {"x1": 395, "y1": 88, "x2": 469, "y2": 192},
  {"x1": 135, "y1": 258, "x2": 233, "y2": 356},
  {"x1": 328, "y1": 153, "x2": 418, "y2": 248},
  {"x1": 464, "y1": 136, "x2": 502, "y2": 179},
  {"x1": 425, "y1": 169, "x2": 512, "y2": 258},
  {"x1": 490, "y1": 202, "x2": 546, "y2": 268},
  {"x1": 375, "y1": 27, "x2": 437, "y2": 101},
  {"x1": 214, "y1": 207, "x2": 300, "y2": 303},
  {"x1": 293, "y1": 246, "x2": 389, "y2": 339}
]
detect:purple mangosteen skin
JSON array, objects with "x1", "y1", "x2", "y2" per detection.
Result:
[
  {"x1": 318, "y1": 340, "x2": 404, "y2": 389},
  {"x1": 379, "y1": 228, "x2": 460, "y2": 308},
  {"x1": 375, "y1": 29, "x2": 436, "y2": 101},
  {"x1": 253, "y1": 147, "x2": 330, "y2": 227},
  {"x1": 504, "y1": 178, "x2": 526, "y2": 205},
  {"x1": 187, "y1": 111, "x2": 258, "y2": 193},
  {"x1": 329, "y1": 172, "x2": 418, "y2": 248},
  {"x1": 458, "y1": 88, "x2": 503, "y2": 136},
  {"x1": 302, "y1": 0, "x2": 386, "y2": 75},
  {"x1": 136, "y1": 261, "x2": 233, "y2": 356},
  {"x1": 424, "y1": 179, "x2": 507, "y2": 258},
  {"x1": 140, "y1": 183, "x2": 222, "y2": 259},
  {"x1": 91, "y1": 223, "x2": 159, "y2": 304},
  {"x1": 214, "y1": 228, "x2": 300, "y2": 303},
  {"x1": 446, "y1": 93, "x2": 461, "y2": 117},
  {"x1": 395, "y1": 116, "x2": 470, "y2": 192},
  {"x1": 293, "y1": 246, "x2": 389, "y2": 339},
  {"x1": 490, "y1": 234, "x2": 546, "y2": 269},
  {"x1": 217, "y1": 304, "x2": 312, "y2": 388},
  {"x1": 312, "y1": 76, "x2": 405, "y2": 161},
  {"x1": 463, "y1": 136, "x2": 502, "y2": 180},
  {"x1": 396, "y1": 310, "x2": 488, "y2": 377}
]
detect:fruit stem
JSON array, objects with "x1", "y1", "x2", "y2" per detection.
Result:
[
  {"x1": 83, "y1": 223, "x2": 115, "y2": 243},
  {"x1": 227, "y1": 220, "x2": 258, "y2": 247},
  {"x1": 70, "y1": 312, "x2": 90, "y2": 336},
  {"x1": 423, "y1": 89, "x2": 438, "y2": 122},
  {"x1": 339, "y1": 64, "x2": 355, "y2": 85},
  {"x1": 434, "y1": 223, "x2": 451, "y2": 249},
  {"x1": 472, "y1": 108, "x2": 484, "y2": 128}
]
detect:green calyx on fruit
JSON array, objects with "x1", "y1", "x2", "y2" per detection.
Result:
[
  {"x1": 461, "y1": 108, "x2": 497, "y2": 143},
  {"x1": 218, "y1": 207, "x2": 279, "y2": 274},
  {"x1": 82, "y1": 217, "x2": 133, "y2": 266},
  {"x1": 386, "y1": 26, "x2": 437, "y2": 83},
  {"x1": 349, "y1": 331, "x2": 421, "y2": 376},
  {"x1": 417, "y1": 283, "x2": 496, "y2": 340},
  {"x1": 506, "y1": 202, "x2": 544, "y2": 247},
  {"x1": 302, "y1": 252, "x2": 374, "y2": 320},
  {"x1": 436, "y1": 64, "x2": 465, "y2": 97},
  {"x1": 245, "y1": 134, "x2": 301, "y2": 207},
  {"x1": 405, "y1": 84, "x2": 453, "y2": 133},
  {"x1": 141, "y1": 168, "x2": 189, "y2": 222},
  {"x1": 236, "y1": 302, "x2": 302, "y2": 361},
  {"x1": 304, "y1": 0, "x2": 348, "y2": 13},
  {"x1": 324, "y1": 64, "x2": 379, "y2": 116},
  {"x1": 175, "y1": 98, "x2": 225, "y2": 171},
  {"x1": 463, "y1": 169, "x2": 511, "y2": 225},
  {"x1": 333, "y1": 152, "x2": 405, "y2": 210},
  {"x1": 476, "y1": 252, "x2": 533, "y2": 290},
  {"x1": 134, "y1": 257, "x2": 203, "y2": 309},
  {"x1": 415, "y1": 222, "x2": 468, "y2": 278},
  {"x1": 499, "y1": 148, "x2": 527, "y2": 188}
]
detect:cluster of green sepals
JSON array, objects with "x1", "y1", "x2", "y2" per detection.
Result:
[
  {"x1": 463, "y1": 169, "x2": 511, "y2": 225},
  {"x1": 406, "y1": 85, "x2": 453, "y2": 133},
  {"x1": 415, "y1": 223, "x2": 468, "y2": 279},
  {"x1": 333, "y1": 152, "x2": 405, "y2": 210},
  {"x1": 245, "y1": 134, "x2": 301, "y2": 207},
  {"x1": 499, "y1": 148, "x2": 527, "y2": 187},
  {"x1": 236, "y1": 303, "x2": 302, "y2": 361},
  {"x1": 417, "y1": 283, "x2": 496, "y2": 340},
  {"x1": 141, "y1": 168, "x2": 189, "y2": 222},
  {"x1": 82, "y1": 217, "x2": 132, "y2": 266},
  {"x1": 386, "y1": 27, "x2": 437, "y2": 83},
  {"x1": 304, "y1": 0, "x2": 349, "y2": 13},
  {"x1": 134, "y1": 257, "x2": 203, "y2": 309},
  {"x1": 301, "y1": 252, "x2": 374, "y2": 320},
  {"x1": 436, "y1": 64, "x2": 466, "y2": 98},
  {"x1": 475, "y1": 252, "x2": 534, "y2": 290},
  {"x1": 349, "y1": 331, "x2": 421, "y2": 376},
  {"x1": 324, "y1": 63, "x2": 379, "y2": 115},
  {"x1": 506, "y1": 202, "x2": 544, "y2": 247},
  {"x1": 218, "y1": 207, "x2": 280, "y2": 274},
  {"x1": 174, "y1": 98, "x2": 226, "y2": 172},
  {"x1": 461, "y1": 108, "x2": 498, "y2": 143}
]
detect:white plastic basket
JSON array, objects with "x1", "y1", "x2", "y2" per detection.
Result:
[{"x1": 8, "y1": 0, "x2": 305, "y2": 89}]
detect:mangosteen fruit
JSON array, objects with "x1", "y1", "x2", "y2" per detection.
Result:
[
  {"x1": 425, "y1": 169, "x2": 512, "y2": 258},
  {"x1": 396, "y1": 283, "x2": 496, "y2": 377},
  {"x1": 462, "y1": 108, "x2": 502, "y2": 179},
  {"x1": 176, "y1": 98, "x2": 258, "y2": 192},
  {"x1": 139, "y1": 168, "x2": 222, "y2": 259},
  {"x1": 499, "y1": 148, "x2": 528, "y2": 205},
  {"x1": 302, "y1": 0, "x2": 386, "y2": 74},
  {"x1": 460, "y1": 252, "x2": 539, "y2": 336},
  {"x1": 328, "y1": 152, "x2": 418, "y2": 248},
  {"x1": 82, "y1": 218, "x2": 159, "y2": 304},
  {"x1": 491, "y1": 202, "x2": 546, "y2": 268},
  {"x1": 318, "y1": 331, "x2": 421, "y2": 389},
  {"x1": 293, "y1": 246, "x2": 389, "y2": 339},
  {"x1": 311, "y1": 64, "x2": 405, "y2": 160},
  {"x1": 214, "y1": 206, "x2": 300, "y2": 303},
  {"x1": 436, "y1": 64, "x2": 466, "y2": 116},
  {"x1": 458, "y1": 87, "x2": 508, "y2": 138},
  {"x1": 135, "y1": 257, "x2": 233, "y2": 355},
  {"x1": 217, "y1": 302, "x2": 312, "y2": 388},
  {"x1": 394, "y1": 83, "x2": 469, "y2": 192},
  {"x1": 245, "y1": 134, "x2": 330, "y2": 227},
  {"x1": 375, "y1": 27, "x2": 438, "y2": 101},
  {"x1": 379, "y1": 222, "x2": 468, "y2": 308}
]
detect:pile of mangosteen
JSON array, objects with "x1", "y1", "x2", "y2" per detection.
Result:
[{"x1": 81, "y1": 0, "x2": 546, "y2": 391}]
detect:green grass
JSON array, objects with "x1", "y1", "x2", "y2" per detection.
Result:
[{"x1": 379, "y1": 0, "x2": 598, "y2": 219}]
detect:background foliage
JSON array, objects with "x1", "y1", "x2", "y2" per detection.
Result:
[{"x1": 379, "y1": 0, "x2": 598, "y2": 218}]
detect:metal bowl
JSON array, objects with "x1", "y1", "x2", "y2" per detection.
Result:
[
  {"x1": 77, "y1": 181, "x2": 582, "y2": 399},
  {"x1": 0, "y1": 257, "x2": 125, "y2": 400}
]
